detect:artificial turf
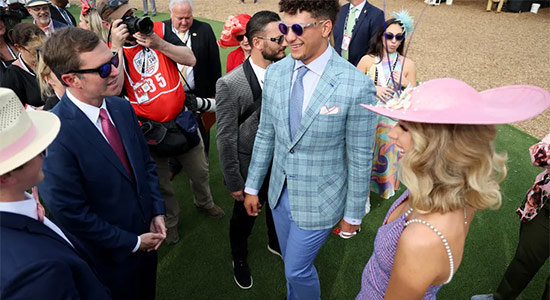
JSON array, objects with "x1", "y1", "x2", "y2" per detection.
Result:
[{"x1": 58, "y1": 7, "x2": 550, "y2": 299}]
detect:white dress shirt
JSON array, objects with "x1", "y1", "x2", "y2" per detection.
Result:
[
  {"x1": 65, "y1": 90, "x2": 141, "y2": 252},
  {"x1": 172, "y1": 25, "x2": 195, "y2": 91},
  {"x1": 249, "y1": 57, "x2": 266, "y2": 90},
  {"x1": 0, "y1": 193, "x2": 74, "y2": 247}
]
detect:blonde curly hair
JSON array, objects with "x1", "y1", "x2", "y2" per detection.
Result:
[{"x1": 399, "y1": 122, "x2": 507, "y2": 214}]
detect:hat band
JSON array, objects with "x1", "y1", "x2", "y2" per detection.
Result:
[{"x1": 0, "y1": 125, "x2": 37, "y2": 163}]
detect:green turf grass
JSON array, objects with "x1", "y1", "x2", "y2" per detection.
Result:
[{"x1": 61, "y1": 8, "x2": 550, "y2": 299}]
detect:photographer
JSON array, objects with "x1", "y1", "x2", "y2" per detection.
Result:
[{"x1": 98, "y1": 0, "x2": 224, "y2": 245}]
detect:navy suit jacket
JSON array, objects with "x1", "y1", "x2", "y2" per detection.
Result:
[
  {"x1": 52, "y1": 19, "x2": 68, "y2": 30},
  {"x1": 38, "y1": 95, "x2": 164, "y2": 271},
  {"x1": 0, "y1": 212, "x2": 111, "y2": 300},
  {"x1": 333, "y1": 1, "x2": 385, "y2": 66}
]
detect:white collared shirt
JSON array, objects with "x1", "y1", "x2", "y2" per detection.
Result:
[
  {"x1": 65, "y1": 90, "x2": 113, "y2": 142},
  {"x1": 172, "y1": 25, "x2": 195, "y2": 91},
  {"x1": 350, "y1": 0, "x2": 367, "y2": 19},
  {"x1": 0, "y1": 193, "x2": 74, "y2": 247},
  {"x1": 64, "y1": 90, "x2": 141, "y2": 252},
  {"x1": 291, "y1": 43, "x2": 332, "y2": 114},
  {"x1": 249, "y1": 57, "x2": 266, "y2": 90}
]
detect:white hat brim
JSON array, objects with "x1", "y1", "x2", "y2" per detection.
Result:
[{"x1": 0, "y1": 110, "x2": 60, "y2": 175}]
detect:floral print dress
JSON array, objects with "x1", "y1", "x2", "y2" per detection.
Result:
[{"x1": 517, "y1": 133, "x2": 550, "y2": 222}]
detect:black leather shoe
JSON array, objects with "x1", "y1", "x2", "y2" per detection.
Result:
[{"x1": 232, "y1": 260, "x2": 252, "y2": 289}]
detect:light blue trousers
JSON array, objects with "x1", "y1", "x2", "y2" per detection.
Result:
[{"x1": 272, "y1": 186, "x2": 332, "y2": 300}]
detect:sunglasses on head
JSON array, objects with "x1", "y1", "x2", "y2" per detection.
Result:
[
  {"x1": 384, "y1": 32, "x2": 405, "y2": 42},
  {"x1": 100, "y1": 0, "x2": 128, "y2": 17},
  {"x1": 67, "y1": 53, "x2": 119, "y2": 78},
  {"x1": 257, "y1": 35, "x2": 284, "y2": 45},
  {"x1": 278, "y1": 20, "x2": 326, "y2": 36}
]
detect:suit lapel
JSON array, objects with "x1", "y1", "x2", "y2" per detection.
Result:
[
  {"x1": 291, "y1": 52, "x2": 340, "y2": 147},
  {"x1": 105, "y1": 99, "x2": 137, "y2": 183},
  {"x1": 59, "y1": 97, "x2": 133, "y2": 183},
  {"x1": 352, "y1": 3, "x2": 370, "y2": 37},
  {"x1": 279, "y1": 58, "x2": 294, "y2": 144},
  {"x1": 0, "y1": 212, "x2": 74, "y2": 252}
]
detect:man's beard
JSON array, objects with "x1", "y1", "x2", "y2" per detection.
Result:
[{"x1": 262, "y1": 49, "x2": 283, "y2": 62}]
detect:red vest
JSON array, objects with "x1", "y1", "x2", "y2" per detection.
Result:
[{"x1": 123, "y1": 22, "x2": 185, "y2": 122}]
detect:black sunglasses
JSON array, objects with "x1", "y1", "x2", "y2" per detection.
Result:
[
  {"x1": 67, "y1": 53, "x2": 119, "y2": 78},
  {"x1": 235, "y1": 34, "x2": 245, "y2": 42},
  {"x1": 257, "y1": 35, "x2": 284, "y2": 45},
  {"x1": 278, "y1": 20, "x2": 326, "y2": 36},
  {"x1": 384, "y1": 32, "x2": 405, "y2": 42},
  {"x1": 100, "y1": 0, "x2": 128, "y2": 17}
]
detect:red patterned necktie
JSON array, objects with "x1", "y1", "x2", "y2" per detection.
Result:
[{"x1": 99, "y1": 108, "x2": 134, "y2": 180}]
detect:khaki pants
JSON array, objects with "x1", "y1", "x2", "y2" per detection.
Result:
[{"x1": 152, "y1": 137, "x2": 214, "y2": 229}]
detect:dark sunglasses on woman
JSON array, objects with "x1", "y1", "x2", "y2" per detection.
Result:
[
  {"x1": 384, "y1": 32, "x2": 405, "y2": 42},
  {"x1": 67, "y1": 53, "x2": 119, "y2": 78}
]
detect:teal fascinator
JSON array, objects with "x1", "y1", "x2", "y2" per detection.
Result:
[{"x1": 391, "y1": 10, "x2": 414, "y2": 37}]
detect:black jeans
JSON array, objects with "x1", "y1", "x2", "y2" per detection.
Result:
[
  {"x1": 229, "y1": 171, "x2": 279, "y2": 261},
  {"x1": 494, "y1": 201, "x2": 549, "y2": 300}
]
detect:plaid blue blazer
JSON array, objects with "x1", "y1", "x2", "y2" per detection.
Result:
[{"x1": 246, "y1": 48, "x2": 378, "y2": 230}]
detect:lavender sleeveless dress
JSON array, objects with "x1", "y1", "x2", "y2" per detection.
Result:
[{"x1": 356, "y1": 190, "x2": 444, "y2": 299}]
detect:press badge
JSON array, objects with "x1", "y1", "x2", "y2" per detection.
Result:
[
  {"x1": 133, "y1": 80, "x2": 151, "y2": 104},
  {"x1": 341, "y1": 34, "x2": 351, "y2": 51}
]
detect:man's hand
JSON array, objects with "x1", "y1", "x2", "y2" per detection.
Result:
[
  {"x1": 244, "y1": 194, "x2": 261, "y2": 216},
  {"x1": 149, "y1": 215, "x2": 166, "y2": 250},
  {"x1": 338, "y1": 219, "x2": 361, "y2": 239},
  {"x1": 110, "y1": 19, "x2": 130, "y2": 51},
  {"x1": 134, "y1": 32, "x2": 164, "y2": 50},
  {"x1": 138, "y1": 232, "x2": 165, "y2": 252},
  {"x1": 230, "y1": 190, "x2": 245, "y2": 202}
]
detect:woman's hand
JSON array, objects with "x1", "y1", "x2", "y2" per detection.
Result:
[
  {"x1": 392, "y1": 70, "x2": 410, "y2": 87},
  {"x1": 376, "y1": 86, "x2": 395, "y2": 102}
]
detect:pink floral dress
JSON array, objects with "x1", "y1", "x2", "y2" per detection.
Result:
[{"x1": 517, "y1": 133, "x2": 550, "y2": 222}]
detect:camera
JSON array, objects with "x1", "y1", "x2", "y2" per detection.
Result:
[{"x1": 121, "y1": 16, "x2": 153, "y2": 35}]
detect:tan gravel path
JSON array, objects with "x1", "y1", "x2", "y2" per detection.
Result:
[{"x1": 131, "y1": 0, "x2": 550, "y2": 138}]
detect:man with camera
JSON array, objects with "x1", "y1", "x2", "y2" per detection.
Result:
[{"x1": 98, "y1": 0, "x2": 224, "y2": 245}]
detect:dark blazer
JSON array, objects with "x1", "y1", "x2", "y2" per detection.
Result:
[
  {"x1": 39, "y1": 95, "x2": 165, "y2": 299},
  {"x1": 50, "y1": 5, "x2": 76, "y2": 27},
  {"x1": 162, "y1": 18, "x2": 221, "y2": 98},
  {"x1": 333, "y1": 1, "x2": 385, "y2": 66},
  {"x1": 0, "y1": 212, "x2": 111, "y2": 300},
  {"x1": 52, "y1": 18, "x2": 68, "y2": 30}
]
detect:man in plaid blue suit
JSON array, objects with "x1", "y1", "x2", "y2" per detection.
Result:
[{"x1": 244, "y1": 1, "x2": 377, "y2": 299}]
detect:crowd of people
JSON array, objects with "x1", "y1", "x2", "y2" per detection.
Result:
[{"x1": 0, "y1": 0, "x2": 549, "y2": 299}]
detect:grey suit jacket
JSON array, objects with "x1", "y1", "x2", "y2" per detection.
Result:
[{"x1": 216, "y1": 64, "x2": 261, "y2": 192}]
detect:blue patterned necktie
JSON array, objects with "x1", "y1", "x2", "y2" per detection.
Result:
[{"x1": 289, "y1": 66, "x2": 309, "y2": 139}]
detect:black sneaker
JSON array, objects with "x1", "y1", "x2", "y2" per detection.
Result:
[{"x1": 232, "y1": 260, "x2": 253, "y2": 289}]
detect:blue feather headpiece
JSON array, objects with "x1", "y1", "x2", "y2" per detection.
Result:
[{"x1": 391, "y1": 10, "x2": 414, "y2": 37}]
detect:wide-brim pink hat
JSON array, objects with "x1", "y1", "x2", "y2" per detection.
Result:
[
  {"x1": 361, "y1": 78, "x2": 550, "y2": 124},
  {"x1": 218, "y1": 14, "x2": 251, "y2": 48}
]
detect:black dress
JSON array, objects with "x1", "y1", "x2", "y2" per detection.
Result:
[{"x1": 0, "y1": 57, "x2": 43, "y2": 107}]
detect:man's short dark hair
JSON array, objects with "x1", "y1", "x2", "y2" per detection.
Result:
[
  {"x1": 246, "y1": 10, "x2": 281, "y2": 43},
  {"x1": 278, "y1": 0, "x2": 340, "y2": 24},
  {"x1": 42, "y1": 27, "x2": 101, "y2": 86}
]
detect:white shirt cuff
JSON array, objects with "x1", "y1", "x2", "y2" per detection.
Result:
[
  {"x1": 344, "y1": 216, "x2": 362, "y2": 225},
  {"x1": 244, "y1": 187, "x2": 259, "y2": 196},
  {"x1": 132, "y1": 236, "x2": 141, "y2": 253}
]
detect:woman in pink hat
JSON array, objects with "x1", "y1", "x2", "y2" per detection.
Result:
[
  {"x1": 78, "y1": 0, "x2": 109, "y2": 43},
  {"x1": 356, "y1": 78, "x2": 550, "y2": 299},
  {"x1": 218, "y1": 14, "x2": 251, "y2": 73},
  {"x1": 357, "y1": 11, "x2": 417, "y2": 200}
]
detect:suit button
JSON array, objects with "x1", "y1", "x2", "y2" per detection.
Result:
[{"x1": 289, "y1": 149, "x2": 294, "y2": 153}]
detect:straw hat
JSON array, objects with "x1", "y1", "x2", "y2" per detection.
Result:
[
  {"x1": 361, "y1": 78, "x2": 550, "y2": 124},
  {"x1": 0, "y1": 88, "x2": 60, "y2": 175},
  {"x1": 25, "y1": 0, "x2": 51, "y2": 7}
]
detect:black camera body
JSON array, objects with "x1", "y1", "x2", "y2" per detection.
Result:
[{"x1": 121, "y1": 16, "x2": 154, "y2": 35}]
